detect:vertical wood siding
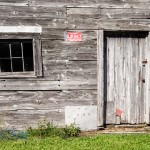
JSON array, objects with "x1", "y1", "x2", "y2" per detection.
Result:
[{"x1": 106, "y1": 34, "x2": 148, "y2": 124}]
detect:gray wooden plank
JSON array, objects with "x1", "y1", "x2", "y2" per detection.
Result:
[
  {"x1": 115, "y1": 38, "x2": 122, "y2": 123},
  {"x1": 67, "y1": 19, "x2": 150, "y2": 30},
  {"x1": 97, "y1": 30, "x2": 104, "y2": 127},
  {"x1": 107, "y1": 38, "x2": 116, "y2": 124},
  {"x1": 0, "y1": 80, "x2": 97, "y2": 91},
  {"x1": 0, "y1": 17, "x2": 150, "y2": 30},
  {"x1": 138, "y1": 38, "x2": 144, "y2": 123},
  {"x1": 42, "y1": 39, "x2": 97, "y2": 54},
  {"x1": 145, "y1": 33, "x2": 150, "y2": 124},
  {"x1": 2, "y1": 109, "x2": 65, "y2": 130},
  {"x1": 0, "y1": 6, "x2": 66, "y2": 19},
  {"x1": 0, "y1": 99, "x2": 96, "y2": 111},
  {"x1": 26, "y1": 1, "x2": 150, "y2": 9},
  {"x1": 0, "y1": 18, "x2": 67, "y2": 29},
  {"x1": 43, "y1": 51, "x2": 97, "y2": 61},
  {"x1": 0, "y1": 1, "x2": 28, "y2": 6},
  {"x1": 67, "y1": 8, "x2": 150, "y2": 19},
  {"x1": 122, "y1": 38, "x2": 128, "y2": 123},
  {"x1": 126, "y1": 38, "x2": 132, "y2": 124},
  {"x1": 117, "y1": 38, "x2": 126, "y2": 123},
  {"x1": 106, "y1": 101, "x2": 115, "y2": 124},
  {"x1": 42, "y1": 29, "x2": 65, "y2": 40},
  {"x1": 130, "y1": 38, "x2": 138, "y2": 124},
  {"x1": 0, "y1": 33, "x2": 40, "y2": 39},
  {"x1": 0, "y1": 90, "x2": 97, "y2": 101},
  {"x1": 107, "y1": 38, "x2": 115, "y2": 102},
  {"x1": 34, "y1": 39, "x2": 43, "y2": 77},
  {"x1": 134, "y1": 38, "x2": 140, "y2": 124},
  {"x1": 43, "y1": 60, "x2": 97, "y2": 71},
  {"x1": 44, "y1": 70, "x2": 97, "y2": 81}
]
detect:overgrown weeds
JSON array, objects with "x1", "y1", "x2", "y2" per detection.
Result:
[
  {"x1": 0, "y1": 120, "x2": 80, "y2": 141},
  {"x1": 27, "y1": 122, "x2": 80, "y2": 139}
]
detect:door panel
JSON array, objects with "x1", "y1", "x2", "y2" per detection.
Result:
[{"x1": 105, "y1": 33, "x2": 147, "y2": 124}]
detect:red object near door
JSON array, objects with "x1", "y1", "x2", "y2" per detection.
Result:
[{"x1": 116, "y1": 109, "x2": 123, "y2": 117}]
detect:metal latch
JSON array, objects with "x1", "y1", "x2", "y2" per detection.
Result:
[
  {"x1": 142, "y1": 59, "x2": 148, "y2": 64},
  {"x1": 142, "y1": 79, "x2": 145, "y2": 83}
]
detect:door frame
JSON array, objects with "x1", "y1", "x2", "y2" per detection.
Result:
[{"x1": 97, "y1": 30, "x2": 150, "y2": 127}]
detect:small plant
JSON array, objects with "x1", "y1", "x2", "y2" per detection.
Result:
[
  {"x1": 60, "y1": 124, "x2": 80, "y2": 138},
  {"x1": 27, "y1": 122, "x2": 80, "y2": 139},
  {"x1": 27, "y1": 122, "x2": 58, "y2": 137}
]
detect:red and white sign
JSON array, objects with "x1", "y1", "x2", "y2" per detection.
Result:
[{"x1": 67, "y1": 32, "x2": 82, "y2": 42}]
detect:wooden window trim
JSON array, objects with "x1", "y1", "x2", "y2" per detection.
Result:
[
  {"x1": 33, "y1": 39, "x2": 42, "y2": 77},
  {"x1": 0, "y1": 37, "x2": 42, "y2": 79}
]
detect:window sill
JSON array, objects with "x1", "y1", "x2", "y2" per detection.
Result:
[{"x1": 0, "y1": 72, "x2": 40, "y2": 79}]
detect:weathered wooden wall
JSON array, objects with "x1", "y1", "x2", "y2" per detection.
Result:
[
  {"x1": 0, "y1": 29, "x2": 97, "y2": 129},
  {"x1": 0, "y1": 0, "x2": 150, "y2": 129}
]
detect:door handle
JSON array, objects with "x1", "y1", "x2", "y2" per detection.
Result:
[
  {"x1": 142, "y1": 79, "x2": 145, "y2": 83},
  {"x1": 142, "y1": 60, "x2": 148, "y2": 64}
]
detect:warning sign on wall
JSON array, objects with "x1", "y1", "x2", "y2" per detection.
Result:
[{"x1": 66, "y1": 32, "x2": 82, "y2": 42}]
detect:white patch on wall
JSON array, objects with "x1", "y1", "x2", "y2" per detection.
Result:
[
  {"x1": 65, "y1": 106, "x2": 97, "y2": 131},
  {"x1": 0, "y1": 26, "x2": 42, "y2": 33}
]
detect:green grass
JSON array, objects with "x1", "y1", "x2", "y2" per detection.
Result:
[{"x1": 0, "y1": 134, "x2": 150, "y2": 150}]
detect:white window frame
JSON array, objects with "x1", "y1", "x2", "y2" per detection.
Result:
[{"x1": 0, "y1": 26, "x2": 42, "y2": 78}]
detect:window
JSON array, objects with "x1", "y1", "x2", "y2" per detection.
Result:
[
  {"x1": 0, "y1": 39, "x2": 42, "y2": 78},
  {"x1": 0, "y1": 39, "x2": 33, "y2": 72}
]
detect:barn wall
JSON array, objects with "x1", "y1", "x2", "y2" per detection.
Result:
[{"x1": 0, "y1": 0, "x2": 150, "y2": 129}]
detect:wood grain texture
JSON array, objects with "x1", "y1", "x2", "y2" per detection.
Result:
[
  {"x1": 106, "y1": 101, "x2": 115, "y2": 124},
  {"x1": 0, "y1": 90, "x2": 97, "y2": 110},
  {"x1": 0, "y1": 33, "x2": 40, "y2": 39},
  {"x1": 97, "y1": 30, "x2": 104, "y2": 127},
  {"x1": 34, "y1": 39, "x2": 43, "y2": 77},
  {"x1": 0, "y1": 0, "x2": 150, "y2": 8},
  {"x1": 0, "y1": 90, "x2": 96, "y2": 129},
  {"x1": 145, "y1": 33, "x2": 150, "y2": 124},
  {"x1": 67, "y1": 18, "x2": 150, "y2": 30},
  {"x1": 2, "y1": 109, "x2": 65, "y2": 130},
  {"x1": 67, "y1": 8, "x2": 150, "y2": 19},
  {"x1": 42, "y1": 39, "x2": 97, "y2": 53},
  {"x1": 0, "y1": 18, "x2": 150, "y2": 30},
  {"x1": 0, "y1": 6, "x2": 66, "y2": 19},
  {"x1": 44, "y1": 70, "x2": 97, "y2": 81},
  {"x1": 10, "y1": 0, "x2": 150, "y2": 9},
  {"x1": 43, "y1": 60, "x2": 97, "y2": 71},
  {"x1": 0, "y1": 80, "x2": 96, "y2": 91}
]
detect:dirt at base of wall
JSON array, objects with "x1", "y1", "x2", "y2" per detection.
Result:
[{"x1": 80, "y1": 124, "x2": 150, "y2": 136}]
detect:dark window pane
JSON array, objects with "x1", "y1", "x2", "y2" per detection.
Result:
[
  {"x1": 23, "y1": 43, "x2": 33, "y2": 58},
  {"x1": 12, "y1": 58, "x2": 23, "y2": 72},
  {"x1": 11, "y1": 43, "x2": 22, "y2": 57},
  {"x1": 0, "y1": 59, "x2": 11, "y2": 72},
  {"x1": 0, "y1": 40, "x2": 34, "y2": 73},
  {"x1": 24, "y1": 58, "x2": 33, "y2": 71},
  {"x1": 0, "y1": 43, "x2": 10, "y2": 58}
]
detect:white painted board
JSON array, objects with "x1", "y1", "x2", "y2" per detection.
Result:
[
  {"x1": 65, "y1": 106, "x2": 97, "y2": 131},
  {"x1": 0, "y1": 26, "x2": 42, "y2": 33}
]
